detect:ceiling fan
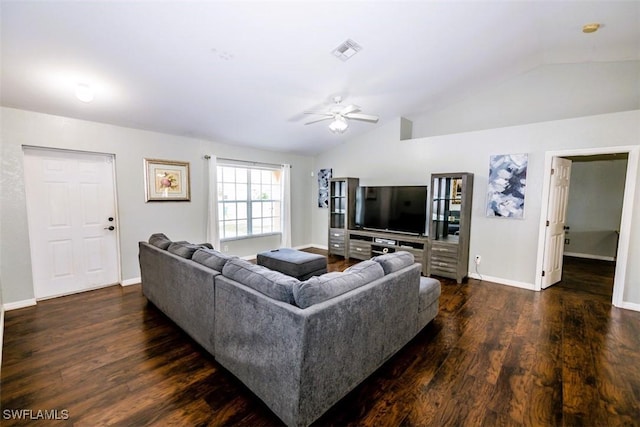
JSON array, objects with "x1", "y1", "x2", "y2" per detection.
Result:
[{"x1": 304, "y1": 96, "x2": 379, "y2": 133}]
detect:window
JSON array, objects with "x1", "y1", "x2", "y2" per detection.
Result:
[{"x1": 217, "y1": 165, "x2": 282, "y2": 240}]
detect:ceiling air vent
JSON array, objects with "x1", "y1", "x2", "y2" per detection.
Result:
[{"x1": 332, "y1": 39, "x2": 362, "y2": 61}]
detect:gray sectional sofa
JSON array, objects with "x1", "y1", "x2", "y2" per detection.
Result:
[{"x1": 139, "y1": 234, "x2": 441, "y2": 427}]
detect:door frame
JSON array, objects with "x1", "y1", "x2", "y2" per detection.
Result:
[
  {"x1": 22, "y1": 145, "x2": 122, "y2": 299},
  {"x1": 535, "y1": 145, "x2": 639, "y2": 307}
]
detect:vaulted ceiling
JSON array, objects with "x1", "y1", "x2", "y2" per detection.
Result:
[{"x1": 1, "y1": 1, "x2": 638, "y2": 154}]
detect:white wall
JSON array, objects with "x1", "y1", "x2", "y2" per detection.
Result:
[
  {"x1": 564, "y1": 158, "x2": 627, "y2": 260},
  {"x1": 312, "y1": 110, "x2": 640, "y2": 305},
  {"x1": 0, "y1": 278, "x2": 4, "y2": 367},
  {"x1": 408, "y1": 61, "x2": 640, "y2": 139},
  {"x1": 0, "y1": 131, "x2": 3, "y2": 364},
  {"x1": 0, "y1": 107, "x2": 314, "y2": 305}
]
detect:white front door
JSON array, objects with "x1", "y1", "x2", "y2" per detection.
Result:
[
  {"x1": 541, "y1": 157, "x2": 572, "y2": 289},
  {"x1": 23, "y1": 148, "x2": 119, "y2": 299}
]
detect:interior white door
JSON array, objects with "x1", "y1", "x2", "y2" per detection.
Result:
[
  {"x1": 23, "y1": 148, "x2": 119, "y2": 299},
  {"x1": 541, "y1": 157, "x2": 572, "y2": 289}
]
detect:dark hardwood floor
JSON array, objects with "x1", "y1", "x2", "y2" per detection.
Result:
[
  {"x1": 2, "y1": 252, "x2": 639, "y2": 426},
  {"x1": 556, "y1": 256, "x2": 616, "y2": 301}
]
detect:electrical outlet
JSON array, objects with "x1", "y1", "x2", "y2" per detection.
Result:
[
  {"x1": 223, "y1": 245, "x2": 229, "y2": 252},
  {"x1": 475, "y1": 255, "x2": 481, "y2": 265}
]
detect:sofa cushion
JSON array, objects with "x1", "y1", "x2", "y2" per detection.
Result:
[
  {"x1": 293, "y1": 260, "x2": 384, "y2": 309},
  {"x1": 167, "y1": 242, "x2": 207, "y2": 259},
  {"x1": 371, "y1": 251, "x2": 415, "y2": 275},
  {"x1": 222, "y1": 258, "x2": 298, "y2": 304},
  {"x1": 192, "y1": 248, "x2": 235, "y2": 272},
  {"x1": 148, "y1": 233, "x2": 172, "y2": 250}
]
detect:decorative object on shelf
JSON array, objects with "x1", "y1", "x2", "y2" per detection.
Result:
[
  {"x1": 451, "y1": 179, "x2": 463, "y2": 204},
  {"x1": 486, "y1": 153, "x2": 528, "y2": 218},
  {"x1": 317, "y1": 168, "x2": 332, "y2": 208},
  {"x1": 144, "y1": 158, "x2": 191, "y2": 202}
]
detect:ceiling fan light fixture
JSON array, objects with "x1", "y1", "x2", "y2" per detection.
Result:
[{"x1": 329, "y1": 116, "x2": 348, "y2": 133}]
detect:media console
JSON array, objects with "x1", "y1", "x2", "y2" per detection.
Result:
[
  {"x1": 329, "y1": 174, "x2": 473, "y2": 283},
  {"x1": 347, "y1": 229, "x2": 428, "y2": 273}
]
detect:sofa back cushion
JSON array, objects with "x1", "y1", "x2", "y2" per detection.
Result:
[
  {"x1": 293, "y1": 260, "x2": 384, "y2": 309},
  {"x1": 149, "y1": 233, "x2": 172, "y2": 250},
  {"x1": 192, "y1": 248, "x2": 235, "y2": 272},
  {"x1": 371, "y1": 251, "x2": 415, "y2": 275},
  {"x1": 167, "y1": 242, "x2": 207, "y2": 259},
  {"x1": 222, "y1": 258, "x2": 298, "y2": 304}
]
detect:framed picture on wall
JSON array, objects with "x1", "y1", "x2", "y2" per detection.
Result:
[
  {"x1": 486, "y1": 153, "x2": 528, "y2": 218},
  {"x1": 317, "y1": 168, "x2": 332, "y2": 208},
  {"x1": 144, "y1": 158, "x2": 191, "y2": 202}
]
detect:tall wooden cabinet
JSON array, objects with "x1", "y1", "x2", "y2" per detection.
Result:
[
  {"x1": 328, "y1": 177, "x2": 359, "y2": 257},
  {"x1": 427, "y1": 172, "x2": 473, "y2": 283}
]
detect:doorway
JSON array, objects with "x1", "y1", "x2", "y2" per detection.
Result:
[
  {"x1": 560, "y1": 154, "x2": 627, "y2": 299},
  {"x1": 535, "y1": 146, "x2": 639, "y2": 307},
  {"x1": 23, "y1": 147, "x2": 120, "y2": 300}
]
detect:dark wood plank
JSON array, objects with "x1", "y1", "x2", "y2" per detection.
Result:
[{"x1": 2, "y1": 250, "x2": 640, "y2": 426}]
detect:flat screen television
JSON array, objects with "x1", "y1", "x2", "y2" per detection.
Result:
[{"x1": 354, "y1": 186, "x2": 428, "y2": 236}]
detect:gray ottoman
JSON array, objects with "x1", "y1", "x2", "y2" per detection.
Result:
[{"x1": 257, "y1": 248, "x2": 327, "y2": 281}]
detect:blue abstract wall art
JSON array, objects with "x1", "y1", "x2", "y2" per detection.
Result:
[
  {"x1": 317, "y1": 168, "x2": 332, "y2": 208},
  {"x1": 486, "y1": 153, "x2": 528, "y2": 218}
]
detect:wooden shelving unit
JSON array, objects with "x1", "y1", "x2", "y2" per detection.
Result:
[
  {"x1": 427, "y1": 172, "x2": 474, "y2": 283},
  {"x1": 328, "y1": 177, "x2": 359, "y2": 257}
]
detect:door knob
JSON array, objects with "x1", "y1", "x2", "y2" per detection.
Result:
[
  {"x1": 108, "y1": 217, "x2": 114, "y2": 222},
  {"x1": 104, "y1": 226, "x2": 115, "y2": 231}
]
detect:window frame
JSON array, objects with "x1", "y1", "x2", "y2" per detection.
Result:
[{"x1": 217, "y1": 163, "x2": 283, "y2": 242}]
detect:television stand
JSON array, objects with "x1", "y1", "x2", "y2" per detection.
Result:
[
  {"x1": 371, "y1": 244, "x2": 395, "y2": 256},
  {"x1": 347, "y1": 229, "x2": 428, "y2": 274}
]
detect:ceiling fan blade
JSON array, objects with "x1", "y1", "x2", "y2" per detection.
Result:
[
  {"x1": 345, "y1": 113, "x2": 379, "y2": 123},
  {"x1": 339, "y1": 104, "x2": 360, "y2": 115},
  {"x1": 304, "y1": 111, "x2": 333, "y2": 116},
  {"x1": 304, "y1": 116, "x2": 334, "y2": 125}
]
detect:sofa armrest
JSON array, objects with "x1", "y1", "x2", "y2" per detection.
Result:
[{"x1": 139, "y1": 242, "x2": 218, "y2": 355}]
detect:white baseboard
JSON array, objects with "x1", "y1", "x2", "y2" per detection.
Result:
[
  {"x1": 37, "y1": 282, "x2": 122, "y2": 301},
  {"x1": 619, "y1": 301, "x2": 640, "y2": 312},
  {"x1": 468, "y1": 272, "x2": 535, "y2": 291},
  {"x1": 296, "y1": 243, "x2": 328, "y2": 250},
  {"x1": 564, "y1": 252, "x2": 615, "y2": 262},
  {"x1": 121, "y1": 277, "x2": 141, "y2": 286},
  {"x1": 4, "y1": 298, "x2": 37, "y2": 311}
]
